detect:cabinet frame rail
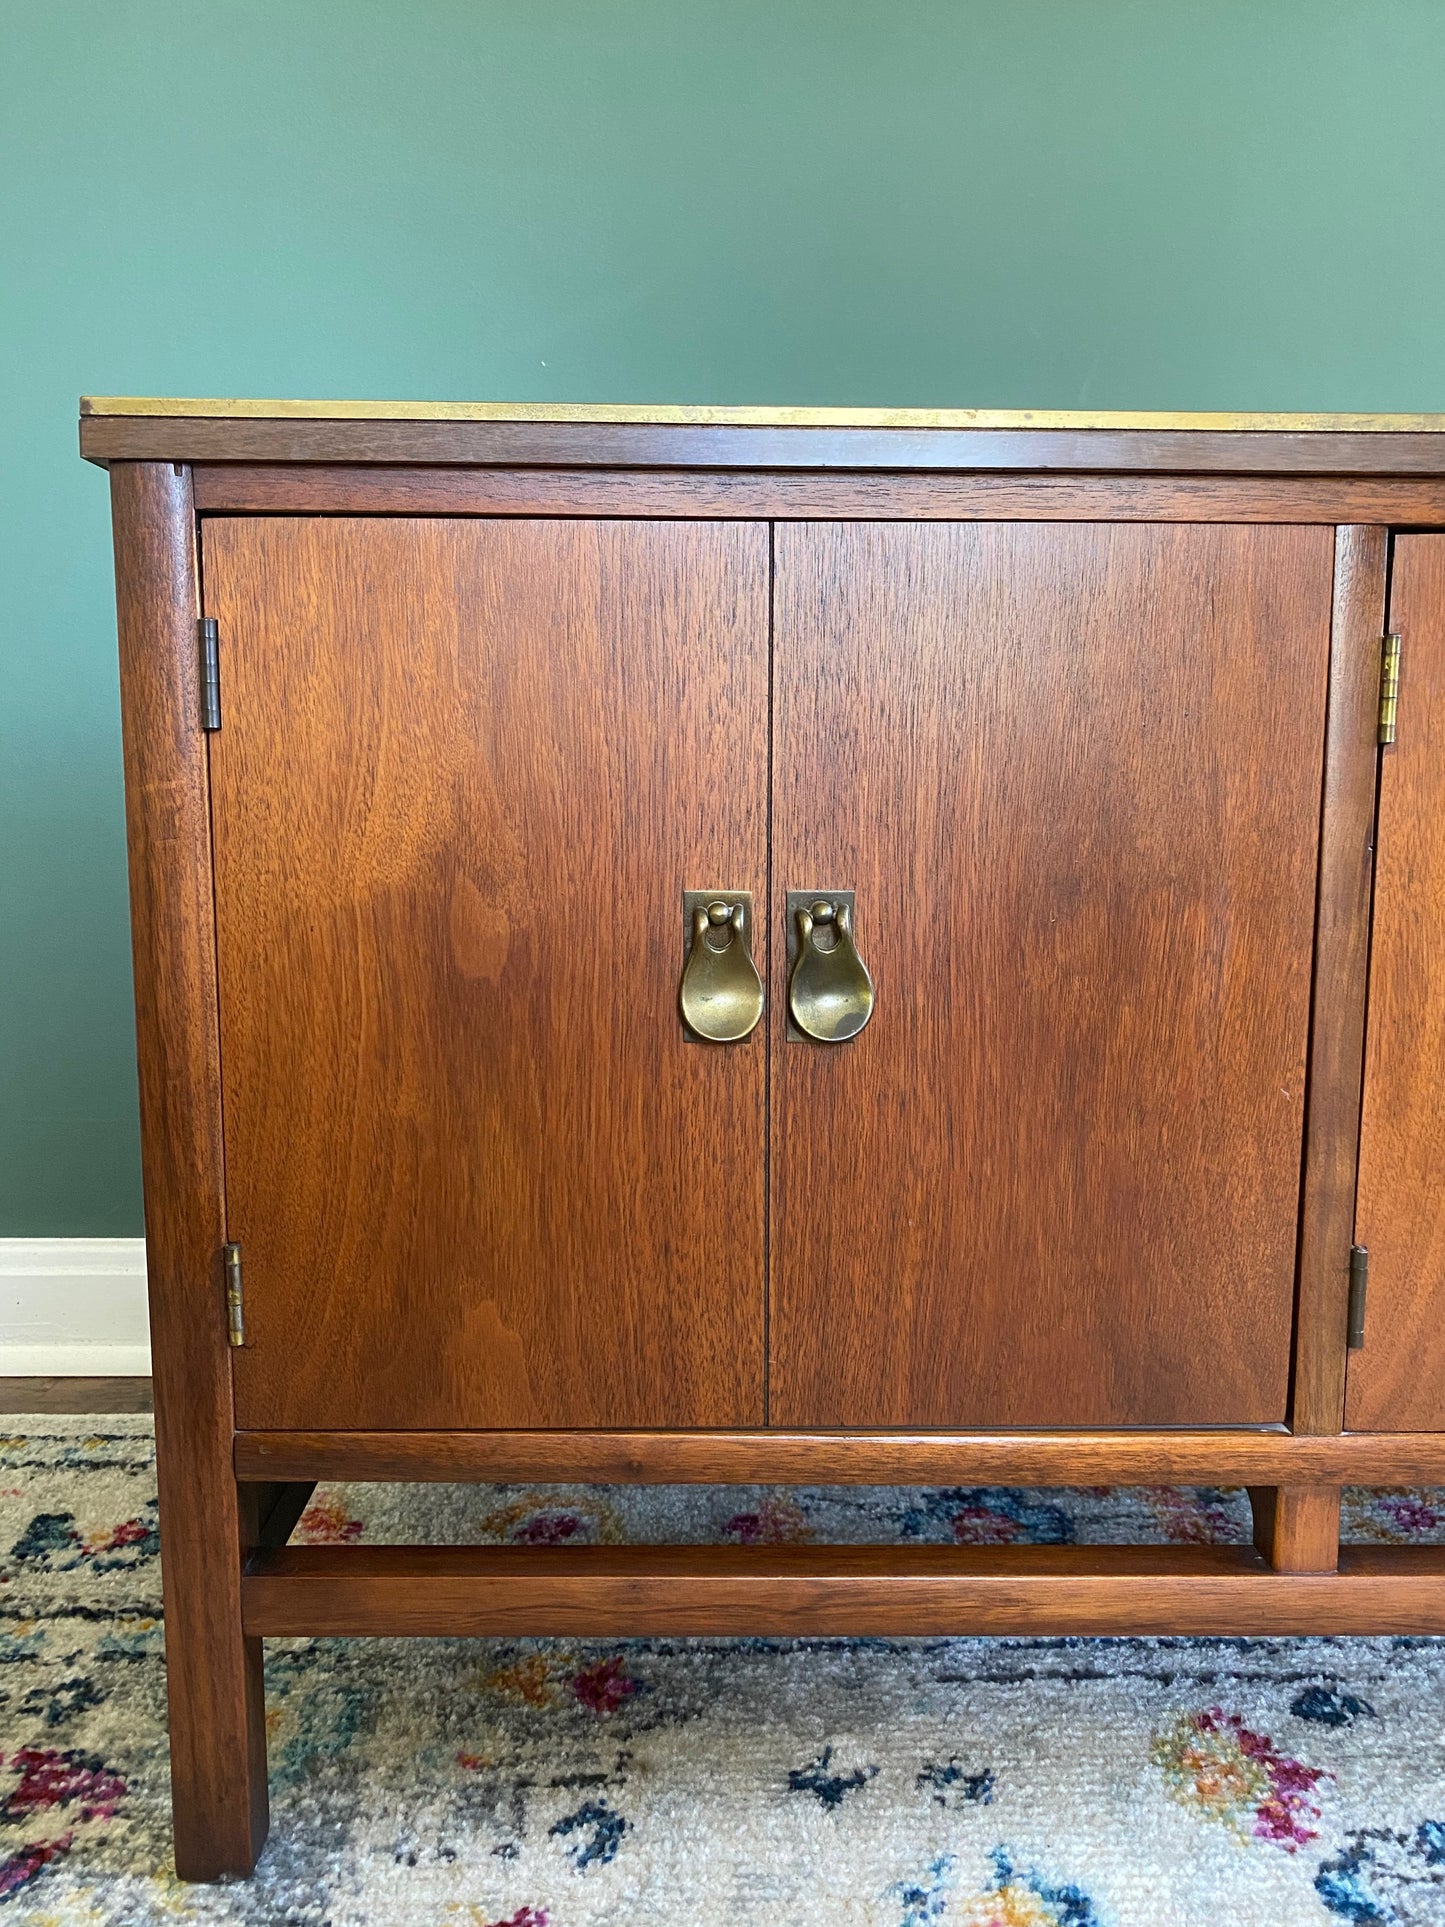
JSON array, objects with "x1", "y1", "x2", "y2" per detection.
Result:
[
  {"x1": 234, "y1": 1427, "x2": 1445, "y2": 1486},
  {"x1": 242, "y1": 1542, "x2": 1445, "y2": 1639}
]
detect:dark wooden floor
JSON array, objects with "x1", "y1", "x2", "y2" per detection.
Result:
[{"x1": 0, "y1": 1376, "x2": 153, "y2": 1413}]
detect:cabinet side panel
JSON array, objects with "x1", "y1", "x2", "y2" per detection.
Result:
[
  {"x1": 1349, "y1": 535, "x2": 1445, "y2": 1430},
  {"x1": 109, "y1": 464, "x2": 267, "y2": 1875}
]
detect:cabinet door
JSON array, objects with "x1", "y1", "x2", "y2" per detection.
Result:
[
  {"x1": 206, "y1": 518, "x2": 768, "y2": 1430},
  {"x1": 771, "y1": 522, "x2": 1333, "y2": 1428},
  {"x1": 1349, "y1": 535, "x2": 1445, "y2": 1430}
]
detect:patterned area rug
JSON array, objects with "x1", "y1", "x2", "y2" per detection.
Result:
[{"x1": 5, "y1": 1418, "x2": 1445, "y2": 1925}]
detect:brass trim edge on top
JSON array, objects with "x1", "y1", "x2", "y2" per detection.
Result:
[{"x1": 79, "y1": 397, "x2": 1445, "y2": 432}]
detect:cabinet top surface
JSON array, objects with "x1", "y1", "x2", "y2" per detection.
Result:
[
  {"x1": 78, "y1": 396, "x2": 1445, "y2": 430},
  {"x1": 80, "y1": 399, "x2": 1445, "y2": 474}
]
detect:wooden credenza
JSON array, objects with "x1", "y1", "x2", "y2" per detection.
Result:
[{"x1": 84, "y1": 400, "x2": 1445, "y2": 1877}]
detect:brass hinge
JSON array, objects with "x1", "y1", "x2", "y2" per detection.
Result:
[
  {"x1": 1378, "y1": 633, "x2": 1401, "y2": 746},
  {"x1": 224, "y1": 1241, "x2": 245, "y2": 1347},
  {"x1": 1347, "y1": 1243, "x2": 1368, "y2": 1350},
  {"x1": 199, "y1": 617, "x2": 221, "y2": 732}
]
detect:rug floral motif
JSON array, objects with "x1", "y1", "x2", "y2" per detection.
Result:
[{"x1": 4, "y1": 1417, "x2": 1445, "y2": 1925}]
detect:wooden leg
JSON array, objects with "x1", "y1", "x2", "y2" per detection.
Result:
[
  {"x1": 110, "y1": 464, "x2": 270, "y2": 1877},
  {"x1": 1248, "y1": 1484, "x2": 1342, "y2": 1572},
  {"x1": 157, "y1": 1417, "x2": 270, "y2": 1877},
  {"x1": 160, "y1": 1481, "x2": 311, "y2": 1876}
]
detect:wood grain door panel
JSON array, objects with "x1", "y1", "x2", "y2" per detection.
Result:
[
  {"x1": 206, "y1": 518, "x2": 768, "y2": 1431},
  {"x1": 770, "y1": 521, "x2": 1334, "y2": 1428},
  {"x1": 1349, "y1": 535, "x2": 1445, "y2": 1431}
]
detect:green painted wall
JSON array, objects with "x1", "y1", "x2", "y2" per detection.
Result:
[{"x1": 4, "y1": 2, "x2": 1445, "y2": 1232}]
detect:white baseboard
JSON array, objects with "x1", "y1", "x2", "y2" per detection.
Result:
[{"x1": 0, "y1": 1239, "x2": 151, "y2": 1376}]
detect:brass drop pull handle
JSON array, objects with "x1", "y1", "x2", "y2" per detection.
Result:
[
  {"x1": 787, "y1": 893, "x2": 875, "y2": 1042},
  {"x1": 679, "y1": 891, "x2": 764, "y2": 1042}
]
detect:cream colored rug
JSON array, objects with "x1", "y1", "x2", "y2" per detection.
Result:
[{"x1": 4, "y1": 1415, "x2": 1445, "y2": 1924}]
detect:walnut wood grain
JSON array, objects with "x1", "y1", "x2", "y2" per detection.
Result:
[
  {"x1": 80, "y1": 412, "x2": 1445, "y2": 473},
  {"x1": 189, "y1": 462, "x2": 1445, "y2": 525},
  {"x1": 1350, "y1": 535, "x2": 1445, "y2": 1430},
  {"x1": 1248, "y1": 1484, "x2": 1342, "y2": 1573},
  {"x1": 232, "y1": 1425, "x2": 1445, "y2": 1485},
  {"x1": 771, "y1": 521, "x2": 1334, "y2": 1428},
  {"x1": 241, "y1": 1541, "x2": 1445, "y2": 1638},
  {"x1": 1290, "y1": 528, "x2": 1390, "y2": 1434},
  {"x1": 109, "y1": 464, "x2": 267, "y2": 1879},
  {"x1": 203, "y1": 516, "x2": 768, "y2": 1431}
]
